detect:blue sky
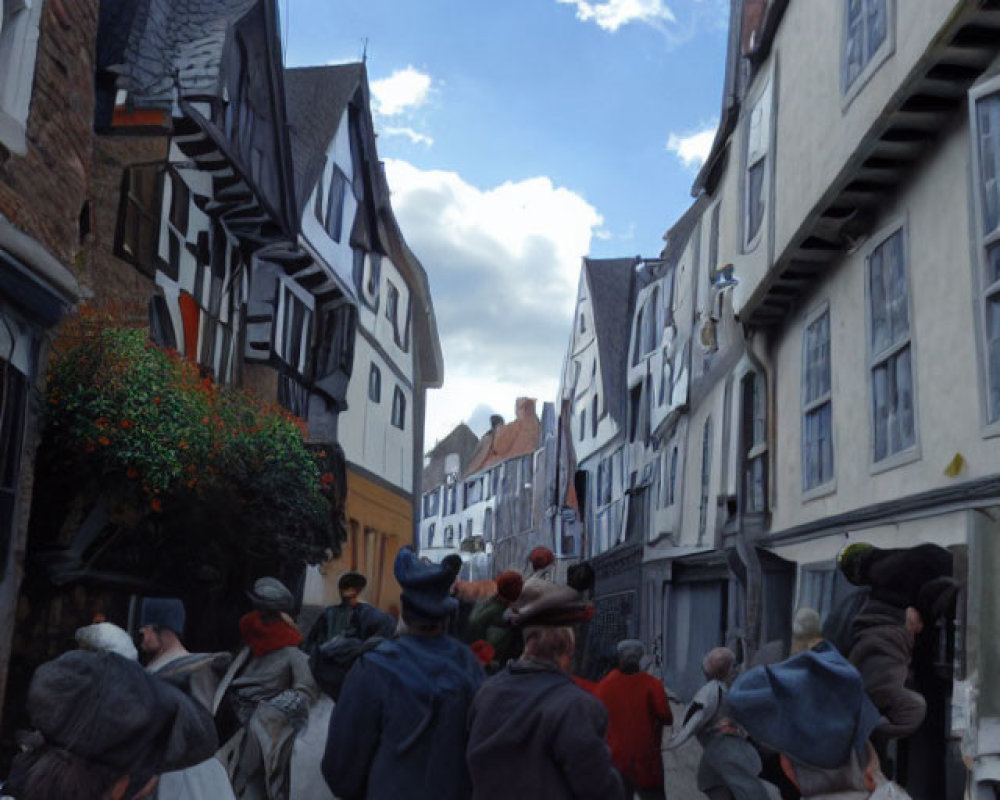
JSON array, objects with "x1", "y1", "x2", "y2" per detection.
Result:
[{"x1": 285, "y1": 0, "x2": 730, "y2": 447}]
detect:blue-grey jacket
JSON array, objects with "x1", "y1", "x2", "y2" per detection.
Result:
[{"x1": 322, "y1": 633, "x2": 483, "y2": 800}]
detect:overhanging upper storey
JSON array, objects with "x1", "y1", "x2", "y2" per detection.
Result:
[{"x1": 743, "y1": 2, "x2": 1000, "y2": 327}]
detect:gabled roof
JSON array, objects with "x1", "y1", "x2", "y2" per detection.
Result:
[
  {"x1": 582, "y1": 258, "x2": 636, "y2": 426},
  {"x1": 115, "y1": 0, "x2": 258, "y2": 108},
  {"x1": 463, "y1": 399, "x2": 541, "y2": 477},
  {"x1": 422, "y1": 423, "x2": 480, "y2": 489},
  {"x1": 284, "y1": 64, "x2": 365, "y2": 218}
]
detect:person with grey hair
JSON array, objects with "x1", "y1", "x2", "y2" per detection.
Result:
[
  {"x1": 467, "y1": 577, "x2": 624, "y2": 800},
  {"x1": 594, "y1": 639, "x2": 672, "y2": 799},
  {"x1": 668, "y1": 646, "x2": 775, "y2": 800}
]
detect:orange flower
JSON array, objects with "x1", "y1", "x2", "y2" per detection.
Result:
[
  {"x1": 126, "y1": 467, "x2": 138, "y2": 479},
  {"x1": 150, "y1": 497, "x2": 162, "y2": 512},
  {"x1": 153, "y1": 396, "x2": 161, "y2": 405},
  {"x1": 321, "y1": 472, "x2": 335, "y2": 488},
  {"x1": 187, "y1": 478, "x2": 197, "y2": 488},
  {"x1": 178, "y1": 440, "x2": 189, "y2": 450},
  {"x1": 98, "y1": 436, "x2": 110, "y2": 446},
  {"x1": 96, "y1": 417, "x2": 110, "y2": 428},
  {"x1": 85, "y1": 442, "x2": 96, "y2": 452},
  {"x1": 120, "y1": 419, "x2": 133, "y2": 429},
  {"x1": 317, "y1": 450, "x2": 327, "y2": 459}
]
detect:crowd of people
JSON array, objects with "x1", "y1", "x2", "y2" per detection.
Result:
[{"x1": 0, "y1": 541, "x2": 953, "y2": 799}]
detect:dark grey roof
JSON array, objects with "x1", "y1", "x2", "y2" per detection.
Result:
[
  {"x1": 583, "y1": 257, "x2": 637, "y2": 426},
  {"x1": 116, "y1": 0, "x2": 258, "y2": 109},
  {"x1": 422, "y1": 423, "x2": 480, "y2": 489},
  {"x1": 661, "y1": 198, "x2": 706, "y2": 267},
  {"x1": 284, "y1": 64, "x2": 365, "y2": 218}
]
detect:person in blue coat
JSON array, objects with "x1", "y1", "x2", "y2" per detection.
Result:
[{"x1": 322, "y1": 548, "x2": 484, "y2": 800}]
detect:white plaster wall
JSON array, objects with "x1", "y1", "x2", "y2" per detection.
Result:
[
  {"x1": 733, "y1": 0, "x2": 963, "y2": 309},
  {"x1": 354, "y1": 253, "x2": 414, "y2": 385},
  {"x1": 561, "y1": 270, "x2": 620, "y2": 463},
  {"x1": 769, "y1": 118, "x2": 1000, "y2": 533},
  {"x1": 339, "y1": 333, "x2": 413, "y2": 492},
  {"x1": 300, "y1": 106, "x2": 358, "y2": 293},
  {"x1": 678, "y1": 379, "x2": 726, "y2": 548}
]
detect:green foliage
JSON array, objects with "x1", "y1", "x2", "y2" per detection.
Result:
[{"x1": 46, "y1": 325, "x2": 336, "y2": 564}]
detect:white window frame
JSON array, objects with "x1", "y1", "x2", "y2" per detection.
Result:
[
  {"x1": 801, "y1": 302, "x2": 837, "y2": 499},
  {"x1": 274, "y1": 273, "x2": 315, "y2": 375},
  {"x1": 0, "y1": 0, "x2": 43, "y2": 156},
  {"x1": 863, "y1": 219, "x2": 921, "y2": 473},
  {"x1": 742, "y1": 65, "x2": 775, "y2": 253},
  {"x1": 968, "y1": 74, "x2": 1000, "y2": 437},
  {"x1": 841, "y1": 0, "x2": 895, "y2": 110}
]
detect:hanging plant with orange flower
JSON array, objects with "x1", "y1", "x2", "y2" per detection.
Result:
[{"x1": 45, "y1": 325, "x2": 338, "y2": 564}]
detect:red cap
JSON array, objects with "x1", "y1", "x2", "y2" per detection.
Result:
[{"x1": 528, "y1": 546, "x2": 554, "y2": 570}]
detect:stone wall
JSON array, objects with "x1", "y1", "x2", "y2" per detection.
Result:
[{"x1": 0, "y1": 0, "x2": 98, "y2": 266}]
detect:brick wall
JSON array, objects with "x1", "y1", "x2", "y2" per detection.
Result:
[{"x1": 0, "y1": 0, "x2": 98, "y2": 268}]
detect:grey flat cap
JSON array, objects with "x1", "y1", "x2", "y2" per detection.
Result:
[{"x1": 247, "y1": 577, "x2": 294, "y2": 612}]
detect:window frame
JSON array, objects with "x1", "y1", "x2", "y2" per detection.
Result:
[
  {"x1": 391, "y1": 385, "x2": 406, "y2": 430},
  {"x1": 968, "y1": 74, "x2": 1000, "y2": 437},
  {"x1": 840, "y1": 0, "x2": 895, "y2": 110},
  {"x1": 697, "y1": 416, "x2": 712, "y2": 544},
  {"x1": 0, "y1": 0, "x2": 43, "y2": 155},
  {"x1": 742, "y1": 65, "x2": 775, "y2": 253},
  {"x1": 801, "y1": 302, "x2": 837, "y2": 499},
  {"x1": 368, "y1": 362, "x2": 381, "y2": 403},
  {"x1": 742, "y1": 371, "x2": 768, "y2": 514},
  {"x1": 863, "y1": 219, "x2": 921, "y2": 473}
]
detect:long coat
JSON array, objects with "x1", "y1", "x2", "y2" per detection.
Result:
[
  {"x1": 594, "y1": 668, "x2": 672, "y2": 789},
  {"x1": 466, "y1": 658, "x2": 625, "y2": 800},
  {"x1": 322, "y1": 633, "x2": 483, "y2": 800}
]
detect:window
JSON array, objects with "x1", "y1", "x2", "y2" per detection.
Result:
[
  {"x1": 324, "y1": 167, "x2": 347, "y2": 242},
  {"x1": 640, "y1": 290, "x2": 658, "y2": 357},
  {"x1": 444, "y1": 525, "x2": 455, "y2": 546},
  {"x1": 0, "y1": 327, "x2": 30, "y2": 577},
  {"x1": 744, "y1": 78, "x2": 772, "y2": 249},
  {"x1": 391, "y1": 386, "x2": 406, "y2": 429},
  {"x1": 970, "y1": 81, "x2": 1000, "y2": 426},
  {"x1": 866, "y1": 227, "x2": 916, "y2": 464},
  {"x1": 842, "y1": 0, "x2": 891, "y2": 98},
  {"x1": 423, "y1": 490, "x2": 440, "y2": 518},
  {"x1": 275, "y1": 276, "x2": 315, "y2": 377},
  {"x1": 483, "y1": 508, "x2": 494, "y2": 541},
  {"x1": 708, "y1": 202, "x2": 721, "y2": 277},
  {"x1": 0, "y1": 0, "x2": 42, "y2": 154},
  {"x1": 368, "y1": 363, "x2": 381, "y2": 403},
  {"x1": 465, "y1": 478, "x2": 482, "y2": 507},
  {"x1": 116, "y1": 165, "x2": 162, "y2": 276},
  {"x1": 632, "y1": 304, "x2": 644, "y2": 367},
  {"x1": 385, "y1": 281, "x2": 406, "y2": 349},
  {"x1": 669, "y1": 446, "x2": 679, "y2": 506},
  {"x1": 742, "y1": 373, "x2": 767, "y2": 513},
  {"x1": 591, "y1": 395, "x2": 598, "y2": 438},
  {"x1": 579, "y1": 409, "x2": 586, "y2": 441},
  {"x1": 579, "y1": 313, "x2": 586, "y2": 334},
  {"x1": 803, "y1": 307, "x2": 835, "y2": 491},
  {"x1": 698, "y1": 418, "x2": 712, "y2": 543},
  {"x1": 315, "y1": 302, "x2": 356, "y2": 380},
  {"x1": 427, "y1": 523, "x2": 436, "y2": 548}
]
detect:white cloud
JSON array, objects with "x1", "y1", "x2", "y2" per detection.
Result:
[
  {"x1": 556, "y1": 0, "x2": 728, "y2": 44},
  {"x1": 556, "y1": 0, "x2": 675, "y2": 32},
  {"x1": 383, "y1": 126, "x2": 435, "y2": 147},
  {"x1": 370, "y1": 66, "x2": 432, "y2": 116},
  {"x1": 382, "y1": 159, "x2": 604, "y2": 448},
  {"x1": 666, "y1": 123, "x2": 717, "y2": 169}
]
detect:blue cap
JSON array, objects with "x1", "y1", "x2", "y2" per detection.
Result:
[
  {"x1": 394, "y1": 547, "x2": 459, "y2": 619},
  {"x1": 726, "y1": 641, "x2": 882, "y2": 770},
  {"x1": 139, "y1": 597, "x2": 186, "y2": 636}
]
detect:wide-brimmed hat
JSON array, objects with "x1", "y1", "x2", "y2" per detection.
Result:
[
  {"x1": 726, "y1": 641, "x2": 881, "y2": 770},
  {"x1": 247, "y1": 577, "x2": 294, "y2": 612},
  {"x1": 139, "y1": 597, "x2": 186, "y2": 635},
  {"x1": 27, "y1": 650, "x2": 217, "y2": 776},
  {"x1": 506, "y1": 576, "x2": 594, "y2": 627},
  {"x1": 338, "y1": 571, "x2": 367, "y2": 593}
]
